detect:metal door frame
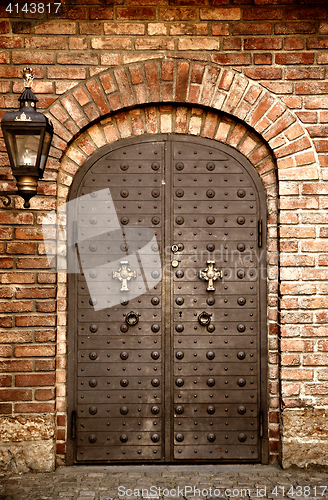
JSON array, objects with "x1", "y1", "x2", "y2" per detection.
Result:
[{"x1": 66, "y1": 133, "x2": 268, "y2": 465}]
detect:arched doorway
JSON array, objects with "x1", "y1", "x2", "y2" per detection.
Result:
[{"x1": 67, "y1": 134, "x2": 268, "y2": 464}]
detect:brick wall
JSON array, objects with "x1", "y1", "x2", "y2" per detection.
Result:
[{"x1": 0, "y1": 0, "x2": 328, "y2": 470}]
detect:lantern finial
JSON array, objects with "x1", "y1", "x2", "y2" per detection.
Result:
[{"x1": 23, "y1": 67, "x2": 34, "y2": 88}]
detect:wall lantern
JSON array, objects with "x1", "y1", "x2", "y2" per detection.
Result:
[{"x1": 1, "y1": 67, "x2": 53, "y2": 208}]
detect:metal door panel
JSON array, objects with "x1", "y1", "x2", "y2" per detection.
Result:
[
  {"x1": 174, "y1": 337, "x2": 257, "y2": 348},
  {"x1": 78, "y1": 336, "x2": 161, "y2": 350},
  {"x1": 78, "y1": 376, "x2": 162, "y2": 390},
  {"x1": 78, "y1": 418, "x2": 161, "y2": 432},
  {"x1": 78, "y1": 391, "x2": 161, "y2": 404},
  {"x1": 69, "y1": 135, "x2": 267, "y2": 465},
  {"x1": 174, "y1": 416, "x2": 258, "y2": 430},
  {"x1": 173, "y1": 431, "x2": 258, "y2": 445},
  {"x1": 174, "y1": 201, "x2": 257, "y2": 214},
  {"x1": 173, "y1": 390, "x2": 258, "y2": 404},
  {"x1": 174, "y1": 446, "x2": 258, "y2": 460},
  {"x1": 174, "y1": 214, "x2": 257, "y2": 227},
  {"x1": 174, "y1": 363, "x2": 257, "y2": 376},
  {"x1": 78, "y1": 309, "x2": 163, "y2": 322},
  {"x1": 172, "y1": 376, "x2": 258, "y2": 389},
  {"x1": 76, "y1": 446, "x2": 161, "y2": 462},
  {"x1": 77, "y1": 404, "x2": 162, "y2": 418},
  {"x1": 78, "y1": 363, "x2": 162, "y2": 377},
  {"x1": 172, "y1": 309, "x2": 258, "y2": 322}
]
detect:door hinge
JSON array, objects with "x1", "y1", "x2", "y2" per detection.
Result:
[
  {"x1": 258, "y1": 219, "x2": 262, "y2": 248},
  {"x1": 71, "y1": 411, "x2": 77, "y2": 439},
  {"x1": 259, "y1": 410, "x2": 263, "y2": 438}
]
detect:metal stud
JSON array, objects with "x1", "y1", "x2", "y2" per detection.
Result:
[{"x1": 151, "y1": 216, "x2": 160, "y2": 225}]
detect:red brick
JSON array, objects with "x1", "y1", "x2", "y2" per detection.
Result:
[
  {"x1": 286, "y1": 7, "x2": 327, "y2": 20},
  {"x1": 61, "y1": 96, "x2": 88, "y2": 129},
  {"x1": 129, "y1": 65, "x2": 144, "y2": 85},
  {"x1": 281, "y1": 340, "x2": 314, "y2": 351},
  {"x1": 36, "y1": 301, "x2": 56, "y2": 313},
  {"x1": 263, "y1": 113, "x2": 296, "y2": 142},
  {"x1": 36, "y1": 359, "x2": 56, "y2": 371},
  {"x1": 57, "y1": 415, "x2": 66, "y2": 427},
  {"x1": 161, "y1": 61, "x2": 174, "y2": 82},
  {"x1": 200, "y1": 8, "x2": 241, "y2": 20},
  {"x1": 114, "y1": 68, "x2": 135, "y2": 107},
  {"x1": 245, "y1": 38, "x2": 282, "y2": 50},
  {"x1": 296, "y1": 82, "x2": 328, "y2": 95},
  {"x1": 281, "y1": 368, "x2": 313, "y2": 380},
  {"x1": 24, "y1": 36, "x2": 65, "y2": 50},
  {"x1": 245, "y1": 68, "x2": 282, "y2": 80},
  {"x1": 15, "y1": 374, "x2": 55, "y2": 387},
  {"x1": 275, "y1": 53, "x2": 314, "y2": 65},
  {"x1": 211, "y1": 23, "x2": 230, "y2": 36},
  {"x1": 0, "y1": 21, "x2": 9, "y2": 33},
  {"x1": 304, "y1": 354, "x2": 328, "y2": 366},
  {"x1": 85, "y1": 79, "x2": 110, "y2": 115},
  {"x1": 179, "y1": 38, "x2": 219, "y2": 51},
  {"x1": 0, "y1": 403, "x2": 12, "y2": 414},
  {"x1": 15, "y1": 316, "x2": 56, "y2": 327},
  {"x1": 254, "y1": 54, "x2": 272, "y2": 65},
  {"x1": 79, "y1": 23, "x2": 101, "y2": 35},
  {"x1": 0, "y1": 257, "x2": 13, "y2": 269},
  {"x1": 117, "y1": 7, "x2": 156, "y2": 20},
  {"x1": 275, "y1": 22, "x2": 316, "y2": 35},
  {"x1": 12, "y1": 51, "x2": 55, "y2": 65},
  {"x1": 0, "y1": 389, "x2": 32, "y2": 402},
  {"x1": 57, "y1": 52, "x2": 98, "y2": 65},
  {"x1": 16, "y1": 258, "x2": 50, "y2": 269},
  {"x1": 233, "y1": 22, "x2": 272, "y2": 35},
  {"x1": 222, "y1": 38, "x2": 241, "y2": 51},
  {"x1": 35, "y1": 389, "x2": 55, "y2": 401},
  {"x1": 284, "y1": 37, "x2": 304, "y2": 50},
  {"x1": 14, "y1": 345, "x2": 55, "y2": 357},
  {"x1": 6, "y1": 242, "x2": 36, "y2": 255},
  {"x1": 145, "y1": 62, "x2": 160, "y2": 102},
  {"x1": 15, "y1": 403, "x2": 55, "y2": 413},
  {"x1": 212, "y1": 53, "x2": 251, "y2": 66},
  {"x1": 159, "y1": 8, "x2": 197, "y2": 21}
]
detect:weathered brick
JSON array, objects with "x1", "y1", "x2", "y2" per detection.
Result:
[
  {"x1": 15, "y1": 374, "x2": 55, "y2": 387},
  {"x1": 117, "y1": 7, "x2": 156, "y2": 20}
]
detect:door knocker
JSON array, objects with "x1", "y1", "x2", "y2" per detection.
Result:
[
  {"x1": 198, "y1": 311, "x2": 212, "y2": 326},
  {"x1": 125, "y1": 311, "x2": 140, "y2": 326}
]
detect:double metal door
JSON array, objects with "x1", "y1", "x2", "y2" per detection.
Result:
[{"x1": 68, "y1": 134, "x2": 267, "y2": 464}]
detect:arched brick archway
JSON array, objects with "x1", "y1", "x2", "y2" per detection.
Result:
[{"x1": 48, "y1": 58, "x2": 319, "y2": 468}]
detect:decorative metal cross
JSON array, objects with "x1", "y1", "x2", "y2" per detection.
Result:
[
  {"x1": 113, "y1": 261, "x2": 137, "y2": 292},
  {"x1": 199, "y1": 261, "x2": 222, "y2": 292}
]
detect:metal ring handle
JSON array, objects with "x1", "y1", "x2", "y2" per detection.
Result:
[
  {"x1": 125, "y1": 311, "x2": 139, "y2": 326},
  {"x1": 198, "y1": 311, "x2": 212, "y2": 326}
]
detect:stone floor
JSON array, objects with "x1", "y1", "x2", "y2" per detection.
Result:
[{"x1": 1, "y1": 464, "x2": 328, "y2": 500}]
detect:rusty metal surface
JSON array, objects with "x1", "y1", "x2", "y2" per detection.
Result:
[{"x1": 68, "y1": 135, "x2": 267, "y2": 465}]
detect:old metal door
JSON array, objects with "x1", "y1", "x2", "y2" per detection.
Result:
[{"x1": 68, "y1": 134, "x2": 267, "y2": 464}]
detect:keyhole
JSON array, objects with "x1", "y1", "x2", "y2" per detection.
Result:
[{"x1": 179, "y1": 311, "x2": 182, "y2": 317}]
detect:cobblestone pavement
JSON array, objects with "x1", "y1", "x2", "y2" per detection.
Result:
[{"x1": 1, "y1": 464, "x2": 328, "y2": 500}]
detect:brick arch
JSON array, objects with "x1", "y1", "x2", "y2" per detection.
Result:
[{"x1": 47, "y1": 56, "x2": 319, "y2": 194}]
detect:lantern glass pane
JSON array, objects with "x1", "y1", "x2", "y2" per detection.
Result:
[
  {"x1": 39, "y1": 131, "x2": 52, "y2": 173},
  {"x1": 15, "y1": 134, "x2": 40, "y2": 167}
]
